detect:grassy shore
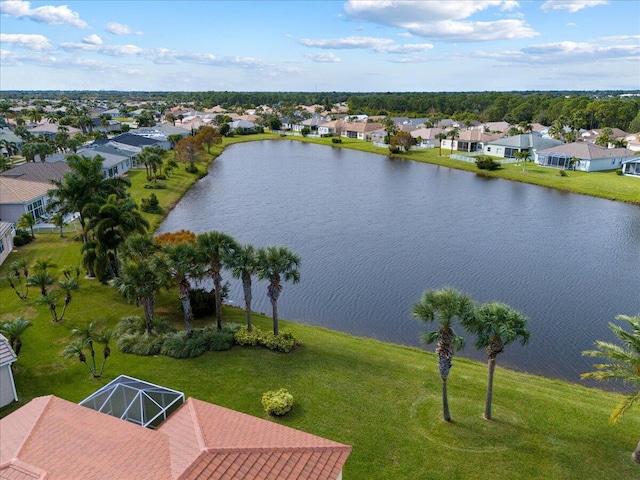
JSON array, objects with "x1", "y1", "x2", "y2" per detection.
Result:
[{"x1": 1, "y1": 137, "x2": 639, "y2": 478}]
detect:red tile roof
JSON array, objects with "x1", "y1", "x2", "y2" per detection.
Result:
[{"x1": 0, "y1": 396, "x2": 351, "y2": 480}]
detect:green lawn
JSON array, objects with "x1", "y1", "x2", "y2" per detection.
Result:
[{"x1": 1, "y1": 138, "x2": 639, "y2": 478}]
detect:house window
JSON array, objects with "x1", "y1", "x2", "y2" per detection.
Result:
[
  {"x1": 27, "y1": 198, "x2": 45, "y2": 220},
  {"x1": 504, "y1": 147, "x2": 517, "y2": 159},
  {"x1": 0, "y1": 239, "x2": 4, "y2": 255},
  {"x1": 486, "y1": 147, "x2": 491, "y2": 152}
]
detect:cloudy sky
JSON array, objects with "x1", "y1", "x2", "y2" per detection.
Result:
[{"x1": 1, "y1": 0, "x2": 638, "y2": 92}]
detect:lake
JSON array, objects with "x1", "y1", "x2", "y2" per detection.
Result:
[{"x1": 159, "y1": 140, "x2": 640, "y2": 387}]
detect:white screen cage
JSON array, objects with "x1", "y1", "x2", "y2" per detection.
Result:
[{"x1": 79, "y1": 375, "x2": 185, "y2": 429}]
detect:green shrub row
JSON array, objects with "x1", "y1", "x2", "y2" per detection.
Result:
[{"x1": 234, "y1": 326, "x2": 297, "y2": 353}]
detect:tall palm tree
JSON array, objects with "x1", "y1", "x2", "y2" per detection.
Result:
[
  {"x1": 435, "y1": 132, "x2": 447, "y2": 156},
  {"x1": 465, "y1": 302, "x2": 530, "y2": 420},
  {"x1": 412, "y1": 287, "x2": 474, "y2": 422},
  {"x1": 227, "y1": 244, "x2": 258, "y2": 331},
  {"x1": 160, "y1": 242, "x2": 203, "y2": 337},
  {"x1": 196, "y1": 231, "x2": 239, "y2": 331},
  {"x1": 448, "y1": 127, "x2": 459, "y2": 155},
  {"x1": 256, "y1": 246, "x2": 301, "y2": 336},
  {"x1": 62, "y1": 321, "x2": 112, "y2": 378},
  {"x1": 0, "y1": 317, "x2": 32, "y2": 355},
  {"x1": 582, "y1": 313, "x2": 640, "y2": 465},
  {"x1": 6, "y1": 259, "x2": 29, "y2": 300}
]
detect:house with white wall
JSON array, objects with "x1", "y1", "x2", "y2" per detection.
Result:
[
  {"x1": 0, "y1": 333, "x2": 18, "y2": 408},
  {"x1": 535, "y1": 142, "x2": 635, "y2": 171}
]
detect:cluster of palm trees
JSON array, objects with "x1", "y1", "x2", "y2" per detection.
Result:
[
  {"x1": 413, "y1": 287, "x2": 530, "y2": 422},
  {"x1": 114, "y1": 231, "x2": 300, "y2": 339},
  {"x1": 48, "y1": 154, "x2": 146, "y2": 281}
]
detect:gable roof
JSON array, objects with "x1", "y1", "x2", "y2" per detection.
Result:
[
  {"x1": 0, "y1": 334, "x2": 17, "y2": 367},
  {"x1": 0, "y1": 161, "x2": 71, "y2": 184},
  {"x1": 536, "y1": 142, "x2": 635, "y2": 160},
  {"x1": 109, "y1": 133, "x2": 163, "y2": 148},
  {"x1": 487, "y1": 134, "x2": 563, "y2": 150},
  {"x1": 0, "y1": 177, "x2": 51, "y2": 204},
  {"x1": 0, "y1": 395, "x2": 351, "y2": 480}
]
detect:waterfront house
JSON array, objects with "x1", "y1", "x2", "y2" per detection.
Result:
[
  {"x1": 535, "y1": 142, "x2": 635, "y2": 171},
  {"x1": 621, "y1": 157, "x2": 640, "y2": 177},
  {"x1": 484, "y1": 133, "x2": 563, "y2": 160}
]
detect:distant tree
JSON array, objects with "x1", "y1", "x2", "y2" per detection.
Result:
[
  {"x1": 435, "y1": 132, "x2": 448, "y2": 156},
  {"x1": 390, "y1": 131, "x2": 416, "y2": 152},
  {"x1": 175, "y1": 135, "x2": 204, "y2": 171},
  {"x1": 167, "y1": 134, "x2": 183, "y2": 150},
  {"x1": 196, "y1": 125, "x2": 222, "y2": 153},
  {"x1": 17, "y1": 212, "x2": 36, "y2": 239},
  {"x1": 227, "y1": 244, "x2": 258, "y2": 331},
  {"x1": 383, "y1": 117, "x2": 398, "y2": 144},
  {"x1": 448, "y1": 127, "x2": 460, "y2": 155}
]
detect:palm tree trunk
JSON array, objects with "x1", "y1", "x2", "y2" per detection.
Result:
[
  {"x1": 271, "y1": 296, "x2": 279, "y2": 336},
  {"x1": 633, "y1": 439, "x2": 640, "y2": 465},
  {"x1": 442, "y1": 377, "x2": 451, "y2": 422},
  {"x1": 179, "y1": 284, "x2": 193, "y2": 337},
  {"x1": 484, "y1": 357, "x2": 496, "y2": 420},
  {"x1": 213, "y1": 270, "x2": 223, "y2": 331},
  {"x1": 243, "y1": 277, "x2": 252, "y2": 331},
  {"x1": 141, "y1": 296, "x2": 155, "y2": 334}
]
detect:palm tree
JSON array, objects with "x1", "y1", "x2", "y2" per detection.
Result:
[
  {"x1": 227, "y1": 244, "x2": 258, "y2": 331},
  {"x1": 0, "y1": 317, "x2": 32, "y2": 355},
  {"x1": 465, "y1": 302, "x2": 530, "y2": 420},
  {"x1": 256, "y1": 246, "x2": 301, "y2": 336},
  {"x1": 448, "y1": 127, "x2": 459, "y2": 155},
  {"x1": 412, "y1": 287, "x2": 474, "y2": 422},
  {"x1": 62, "y1": 321, "x2": 112, "y2": 378},
  {"x1": 160, "y1": 242, "x2": 203, "y2": 337},
  {"x1": 435, "y1": 132, "x2": 447, "y2": 156},
  {"x1": 56, "y1": 273, "x2": 79, "y2": 322},
  {"x1": 27, "y1": 269, "x2": 56, "y2": 296},
  {"x1": 514, "y1": 150, "x2": 532, "y2": 172},
  {"x1": 17, "y1": 212, "x2": 36, "y2": 239},
  {"x1": 197, "y1": 231, "x2": 239, "y2": 331},
  {"x1": 5, "y1": 259, "x2": 29, "y2": 300},
  {"x1": 50, "y1": 212, "x2": 65, "y2": 237},
  {"x1": 582, "y1": 313, "x2": 640, "y2": 465}
]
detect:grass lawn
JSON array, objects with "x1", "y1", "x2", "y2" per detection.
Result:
[{"x1": 1, "y1": 137, "x2": 639, "y2": 478}]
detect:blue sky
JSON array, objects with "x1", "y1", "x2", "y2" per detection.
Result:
[{"x1": 1, "y1": 0, "x2": 638, "y2": 92}]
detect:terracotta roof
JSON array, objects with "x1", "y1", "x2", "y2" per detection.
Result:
[
  {"x1": 0, "y1": 177, "x2": 51, "y2": 204},
  {"x1": 1, "y1": 396, "x2": 351, "y2": 480},
  {"x1": 0, "y1": 334, "x2": 17, "y2": 367}
]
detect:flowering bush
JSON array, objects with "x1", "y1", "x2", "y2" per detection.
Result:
[
  {"x1": 234, "y1": 326, "x2": 296, "y2": 352},
  {"x1": 261, "y1": 388, "x2": 294, "y2": 416}
]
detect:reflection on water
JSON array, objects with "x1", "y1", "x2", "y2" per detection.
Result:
[{"x1": 160, "y1": 141, "x2": 640, "y2": 388}]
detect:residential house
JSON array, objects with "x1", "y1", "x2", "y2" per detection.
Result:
[
  {"x1": 0, "y1": 334, "x2": 18, "y2": 407},
  {"x1": 28, "y1": 122, "x2": 82, "y2": 140},
  {"x1": 342, "y1": 121, "x2": 383, "y2": 141},
  {"x1": 480, "y1": 121, "x2": 511, "y2": 134},
  {"x1": 107, "y1": 132, "x2": 169, "y2": 151},
  {"x1": 0, "y1": 386, "x2": 351, "y2": 479},
  {"x1": 581, "y1": 128, "x2": 628, "y2": 146},
  {"x1": 0, "y1": 221, "x2": 15, "y2": 266},
  {"x1": 0, "y1": 161, "x2": 70, "y2": 184},
  {"x1": 442, "y1": 129, "x2": 502, "y2": 153},
  {"x1": 78, "y1": 144, "x2": 135, "y2": 178},
  {"x1": 535, "y1": 142, "x2": 636, "y2": 171},
  {"x1": 621, "y1": 157, "x2": 640, "y2": 177},
  {"x1": 0, "y1": 176, "x2": 53, "y2": 224},
  {"x1": 0, "y1": 128, "x2": 23, "y2": 154},
  {"x1": 293, "y1": 114, "x2": 326, "y2": 133},
  {"x1": 317, "y1": 119, "x2": 345, "y2": 137},
  {"x1": 484, "y1": 133, "x2": 563, "y2": 160},
  {"x1": 409, "y1": 127, "x2": 447, "y2": 149},
  {"x1": 229, "y1": 119, "x2": 258, "y2": 133}
]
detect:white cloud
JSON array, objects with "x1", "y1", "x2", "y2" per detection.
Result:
[
  {"x1": 305, "y1": 52, "x2": 341, "y2": 63},
  {"x1": 82, "y1": 34, "x2": 103, "y2": 45},
  {"x1": 105, "y1": 21, "x2": 142, "y2": 35},
  {"x1": 0, "y1": 33, "x2": 52, "y2": 50},
  {"x1": 299, "y1": 36, "x2": 433, "y2": 54},
  {"x1": 0, "y1": 0, "x2": 88, "y2": 28},
  {"x1": 521, "y1": 40, "x2": 639, "y2": 63},
  {"x1": 59, "y1": 42, "x2": 144, "y2": 56},
  {"x1": 541, "y1": 1, "x2": 608, "y2": 13},
  {"x1": 343, "y1": 0, "x2": 538, "y2": 42}
]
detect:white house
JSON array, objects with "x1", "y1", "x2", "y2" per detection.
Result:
[
  {"x1": 0, "y1": 221, "x2": 15, "y2": 266},
  {"x1": 0, "y1": 176, "x2": 52, "y2": 224},
  {"x1": 0, "y1": 333, "x2": 18, "y2": 408},
  {"x1": 621, "y1": 157, "x2": 640, "y2": 177},
  {"x1": 535, "y1": 142, "x2": 636, "y2": 172}
]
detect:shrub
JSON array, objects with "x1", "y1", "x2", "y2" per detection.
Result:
[
  {"x1": 155, "y1": 174, "x2": 167, "y2": 180},
  {"x1": 262, "y1": 330, "x2": 296, "y2": 353},
  {"x1": 388, "y1": 146, "x2": 402, "y2": 154},
  {"x1": 117, "y1": 332, "x2": 165, "y2": 356},
  {"x1": 331, "y1": 137, "x2": 342, "y2": 143},
  {"x1": 201, "y1": 325, "x2": 235, "y2": 351},
  {"x1": 261, "y1": 388, "x2": 294, "y2": 416},
  {"x1": 559, "y1": 170, "x2": 569, "y2": 177},
  {"x1": 143, "y1": 182, "x2": 167, "y2": 189},
  {"x1": 160, "y1": 331, "x2": 208, "y2": 358},
  {"x1": 188, "y1": 287, "x2": 230, "y2": 319},
  {"x1": 185, "y1": 165, "x2": 199, "y2": 174},
  {"x1": 115, "y1": 315, "x2": 175, "y2": 337},
  {"x1": 234, "y1": 325, "x2": 263, "y2": 346},
  {"x1": 13, "y1": 228, "x2": 33, "y2": 247},
  {"x1": 140, "y1": 193, "x2": 163, "y2": 214},
  {"x1": 475, "y1": 156, "x2": 501, "y2": 170}
]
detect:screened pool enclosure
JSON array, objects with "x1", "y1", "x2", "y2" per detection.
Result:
[{"x1": 79, "y1": 375, "x2": 185, "y2": 429}]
